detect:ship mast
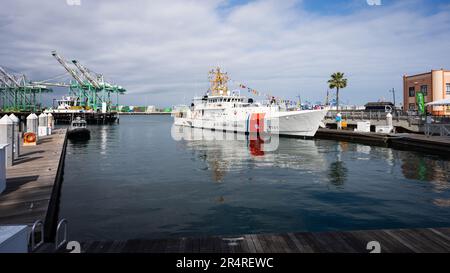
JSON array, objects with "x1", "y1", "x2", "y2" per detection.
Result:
[{"x1": 208, "y1": 67, "x2": 229, "y2": 96}]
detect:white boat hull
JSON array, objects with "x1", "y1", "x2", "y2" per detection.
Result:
[{"x1": 174, "y1": 109, "x2": 327, "y2": 137}]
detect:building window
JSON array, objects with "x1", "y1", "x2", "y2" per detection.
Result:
[
  {"x1": 408, "y1": 103, "x2": 415, "y2": 110},
  {"x1": 446, "y1": 83, "x2": 450, "y2": 95},
  {"x1": 420, "y1": 85, "x2": 428, "y2": 96},
  {"x1": 409, "y1": 87, "x2": 415, "y2": 97}
]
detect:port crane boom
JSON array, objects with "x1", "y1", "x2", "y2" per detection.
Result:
[
  {"x1": 0, "y1": 66, "x2": 52, "y2": 111},
  {"x1": 51, "y1": 50, "x2": 86, "y2": 87},
  {"x1": 71, "y1": 60, "x2": 101, "y2": 89},
  {"x1": 0, "y1": 66, "x2": 21, "y2": 87},
  {"x1": 0, "y1": 75, "x2": 12, "y2": 88}
]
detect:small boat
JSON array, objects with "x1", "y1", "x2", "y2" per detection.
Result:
[{"x1": 68, "y1": 117, "x2": 90, "y2": 140}]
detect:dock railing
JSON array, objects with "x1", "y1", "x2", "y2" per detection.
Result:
[
  {"x1": 424, "y1": 123, "x2": 450, "y2": 137},
  {"x1": 325, "y1": 110, "x2": 450, "y2": 127}
]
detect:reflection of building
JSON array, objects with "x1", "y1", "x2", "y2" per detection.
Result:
[
  {"x1": 403, "y1": 69, "x2": 450, "y2": 115},
  {"x1": 400, "y1": 155, "x2": 450, "y2": 191}
]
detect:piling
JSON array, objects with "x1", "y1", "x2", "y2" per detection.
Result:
[
  {"x1": 47, "y1": 113, "x2": 54, "y2": 130},
  {"x1": 44, "y1": 113, "x2": 52, "y2": 135},
  {"x1": 0, "y1": 144, "x2": 7, "y2": 193},
  {"x1": 0, "y1": 115, "x2": 13, "y2": 167},
  {"x1": 26, "y1": 113, "x2": 38, "y2": 135},
  {"x1": 38, "y1": 113, "x2": 47, "y2": 137},
  {"x1": 9, "y1": 114, "x2": 20, "y2": 158}
]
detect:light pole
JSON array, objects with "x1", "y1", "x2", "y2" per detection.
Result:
[{"x1": 389, "y1": 88, "x2": 396, "y2": 106}]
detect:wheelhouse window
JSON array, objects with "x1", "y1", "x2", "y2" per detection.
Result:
[{"x1": 408, "y1": 87, "x2": 415, "y2": 97}]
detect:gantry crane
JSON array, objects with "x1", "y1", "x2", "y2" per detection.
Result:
[
  {"x1": 0, "y1": 66, "x2": 52, "y2": 112},
  {"x1": 1, "y1": 51, "x2": 125, "y2": 112},
  {"x1": 46, "y1": 50, "x2": 126, "y2": 112}
]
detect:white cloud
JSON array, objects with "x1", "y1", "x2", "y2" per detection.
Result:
[{"x1": 1, "y1": 0, "x2": 449, "y2": 106}]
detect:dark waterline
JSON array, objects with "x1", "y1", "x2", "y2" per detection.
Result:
[{"x1": 59, "y1": 115, "x2": 450, "y2": 241}]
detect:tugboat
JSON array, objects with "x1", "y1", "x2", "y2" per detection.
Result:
[{"x1": 67, "y1": 117, "x2": 90, "y2": 140}]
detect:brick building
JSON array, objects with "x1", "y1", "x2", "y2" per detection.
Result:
[{"x1": 403, "y1": 69, "x2": 450, "y2": 115}]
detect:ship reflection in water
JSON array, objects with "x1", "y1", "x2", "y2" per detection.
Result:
[
  {"x1": 171, "y1": 125, "x2": 450, "y2": 207},
  {"x1": 60, "y1": 116, "x2": 450, "y2": 241},
  {"x1": 171, "y1": 125, "x2": 328, "y2": 183}
]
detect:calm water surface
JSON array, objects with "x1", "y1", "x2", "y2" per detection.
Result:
[{"x1": 59, "y1": 115, "x2": 450, "y2": 241}]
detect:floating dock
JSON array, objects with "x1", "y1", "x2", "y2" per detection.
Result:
[
  {"x1": 315, "y1": 128, "x2": 450, "y2": 155},
  {"x1": 35, "y1": 227, "x2": 450, "y2": 253},
  {"x1": 0, "y1": 129, "x2": 67, "y2": 241}
]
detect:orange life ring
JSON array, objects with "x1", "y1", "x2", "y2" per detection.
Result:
[{"x1": 24, "y1": 132, "x2": 36, "y2": 144}]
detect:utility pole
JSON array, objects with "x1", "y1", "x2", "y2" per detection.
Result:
[{"x1": 325, "y1": 90, "x2": 329, "y2": 106}]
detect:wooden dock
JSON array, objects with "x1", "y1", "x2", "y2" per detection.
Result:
[
  {"x1": 37, "y1": 227, "x2": 450, "y2": 253},
  {"x1": 0, "y1": 129, "x2": 67, "y2": 241},
  {"x1": 0, "y1": 111, "x2": 118, "y2": 125}
]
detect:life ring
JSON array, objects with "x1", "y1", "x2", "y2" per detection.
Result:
[{"x1": 24, "y1": 132, "x2": 36, "y2": 144}]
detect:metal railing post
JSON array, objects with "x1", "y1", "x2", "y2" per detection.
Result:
[
  {"x1": 30, "y1": 219, "x2": 44, "y2": 252},
  {"x1": 55, "y1": 218, "x2": 68, "y2": 251}
]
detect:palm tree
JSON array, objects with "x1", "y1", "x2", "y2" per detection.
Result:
[{"x1": 328, "y1": 72, "x2": 347, "y2": 111}]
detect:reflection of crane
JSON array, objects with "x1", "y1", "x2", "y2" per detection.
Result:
[{"x1": 0, "y1": 66, "x2": 52, "y2": 111}]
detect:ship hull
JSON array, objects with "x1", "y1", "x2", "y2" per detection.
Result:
[{"x1": 174, "y1": 109, "x2": 327, "y2": 137}]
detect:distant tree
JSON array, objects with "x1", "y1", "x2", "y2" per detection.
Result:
[{"x1": 328, "y1": 72, "x2": 347, "y2": 111}]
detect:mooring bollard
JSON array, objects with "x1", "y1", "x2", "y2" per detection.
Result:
[
  {"x1": 0, "y1": 144, "x2": 8, "y2": 193},
  {"x1": 0, "y1": 115, "x2": 13, "y2": 167},
  {"x1": 9, "y1": 114, "x2": 20, "y2": 158},
  {"x1": 38, "y1": 113, "x2": 47, "y2": 137}
]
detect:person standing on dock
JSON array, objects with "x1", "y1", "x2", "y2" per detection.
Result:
[{"x1": 336, "y1": 113, "x2": 342, "y2": 130}]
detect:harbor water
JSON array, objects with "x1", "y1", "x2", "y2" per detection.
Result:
[{"x1": 59, "y1": 115, "x2": 450, "y2": 241}]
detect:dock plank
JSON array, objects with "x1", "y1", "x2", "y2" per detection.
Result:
[
  {"x1": 0, "y1": 129, "x2": 67, "y2": 241},
  {"x1": 67, "y1": 227, "x2": 450, "y2": 253}
]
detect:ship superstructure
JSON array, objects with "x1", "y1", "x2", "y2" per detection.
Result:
[{"x1": 173, "y1": 67, "x2": 327, "y2": 137}]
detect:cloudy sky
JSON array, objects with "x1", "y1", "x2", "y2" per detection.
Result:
[{"x1": 1, "y1": 0, "x2": 450, "y2": 107}]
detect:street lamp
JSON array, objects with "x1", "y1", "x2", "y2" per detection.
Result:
[{"x1": 389, "y1": 88, "x2": 396, "y2": 107}]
